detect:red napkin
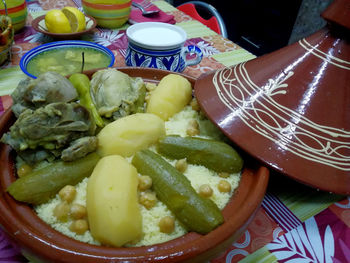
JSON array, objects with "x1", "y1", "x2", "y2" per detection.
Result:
[{"x1": 129, "y1": 0, "x2": 175, "y2": 24}]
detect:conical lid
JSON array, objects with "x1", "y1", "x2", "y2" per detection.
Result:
[{"x1": 194, "y1": 0, "x2": 350, "y2": 195}]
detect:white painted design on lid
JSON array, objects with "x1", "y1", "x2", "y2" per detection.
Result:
[
  {"x1": 299, "y1": 39, "x2": 350, "y2": 70},
  {"x1": 212, "y1": 63, "x2": 350, "y2": 171}
]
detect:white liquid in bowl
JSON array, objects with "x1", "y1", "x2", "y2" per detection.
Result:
[
  {"x1": 131, "y1": 28, "x2": 183, "y2": 46},
  {"x1": 127, "y1": 22, "x2": 187, "y2": 50}
]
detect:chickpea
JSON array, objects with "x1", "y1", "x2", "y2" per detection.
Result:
[
  {"x1": 70, "y1": 204, "x2": 87, "y2": 220},
  {"x1": 186, "y1": 119, "x2": 200, "y2": 136},
  {"x1": 218, "y1": 180, "x2": 231, "y2": 193},
  {"x1": 69, "y1": 219, "x2": 89, "y2": 235},
  {"x1": 190, "y1": 98, "x2": 200, "y2": 111},
  {"x1": 53, "y1": 201, "x2": 70, "y2": 222},
  {"x1": 187, "y1": 127, "x2": 199, "y2": 136},
  {"x1": 198, "y1": 184, "x2": 213, "y2": 198},
  {"x1": 145, "y1": 94, "x2": 151, "y2": 103},
  {"x1": 146, "y1": 82, "x2": 157, "y2": 91},
  {"x1": 158, "y1": 216, "x2": 175, "y2": 234},
  {"x1": 138, "y1": 175, "x2": 152, "y2": 191},
  {"x1": 175, "y1": 158, "x2": 188, "y2": 173},
  {"x1": 17, "y1": 164, "x2": 32, "y2": 178},
  {"x1": 58, "y1": 185, "x2": 76, "y2": 203},
  {"x1": 218, "y1": 172, "x2": 230, "y2": 178},
  {"x1": 139, "y1": 191, "x2": 157, "y2": 209}
]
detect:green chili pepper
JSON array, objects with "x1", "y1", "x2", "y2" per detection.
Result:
[{"x1": 69, "y1": 73, "x2": 104, "y2": 127}]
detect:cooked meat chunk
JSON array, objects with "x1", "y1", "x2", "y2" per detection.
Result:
[
  {"x1": 61, "y1": 136, "x2": 98, "y2": 162},
  {"x1": 11, "y1": 72, "x2": 78, "y2": 117},
  {"x1": 1, "y1": 102, "x2": 95, "y2": 164}
]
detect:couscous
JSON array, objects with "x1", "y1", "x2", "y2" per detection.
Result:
[{"x1": 35, "y1": 106, "x2": 241, "y2": 247}]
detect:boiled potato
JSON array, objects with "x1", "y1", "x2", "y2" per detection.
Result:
[
  {"x1": 97, "y1": 113, "x2": 165, "y2": 157},
  {"x1": 86, "y1": 155, "x2": 142, "y2": 247},
  {"x1": 146, "y1": 74, "x2": 192, "y2": 120}
]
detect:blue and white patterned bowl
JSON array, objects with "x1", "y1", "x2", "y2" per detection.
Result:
[
  {"x1": 126, "y1": 22, "x2": 203, "y2": 72},
  {"x1": 20, "y1": 40, "x2": 115, "y2": 79}
]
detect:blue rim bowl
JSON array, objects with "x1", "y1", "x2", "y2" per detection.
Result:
[{"x1": 19, "y1": 40, "x2": 115, "y2": 79}]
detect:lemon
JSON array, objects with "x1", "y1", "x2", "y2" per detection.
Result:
[
  {"x1": 45, "y1": 9, "x2": 72, "y2": 33},
  {"x1": 62, "y1": 7, "x2": 86, "y2": 32},
  {"x1": 45, "y1": 7, "x2": 86, "y2": 34}
]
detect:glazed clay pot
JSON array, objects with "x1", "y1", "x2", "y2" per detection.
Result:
[
  {"x1": 194, "y1": 0, "x2": 350, "y2": 195},
  {"x1": 0, "y1": 67, "x2": 270, "y2": 262}
]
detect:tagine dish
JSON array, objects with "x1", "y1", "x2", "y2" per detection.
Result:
[
  {"x1": 2, "y1": 0, "x2": 348, "y2": 261},
  {"x1": 0, "y1": 67, "x2": 269, "y2": 262}
]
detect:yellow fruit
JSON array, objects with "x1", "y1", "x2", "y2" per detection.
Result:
[
  {"x1": 45, "y1": 7, "x2": 86, "y2": 34},
  {"x1": 62, "y1": 7, "x2": 86, "y2": 32},
  {"x1": 45, "y1": 9, "x2": 71, "y2": 33}
]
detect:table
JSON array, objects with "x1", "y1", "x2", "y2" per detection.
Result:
[{"x1": 0, "y1": 1, "x2": 349, "y2": 262}]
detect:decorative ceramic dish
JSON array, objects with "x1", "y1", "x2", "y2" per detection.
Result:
[
  {"x1": 194, "y1": 0, "x2": 350, "y2": 195},
  {"x1": 125, "y1": 22, "x2": 203, "y2": 72},
  {"x1": 0, "y1": 15, "x2": 14, "y2": 65},
  {"x1": 0, "y1": 67, "x2": 269, "y2": 263},
  {"x1": 31, "y1": 14, "x2": 97, "y2": 39},
  {"x1": 19, "y1": 40, "x2": 115, "y2": 78},
  {"x1": 0, "y1": 0, "x2": 27, "y2": 33},
  {"x1": 81, "y1": 0, "x2": 131, "y2": 29}
]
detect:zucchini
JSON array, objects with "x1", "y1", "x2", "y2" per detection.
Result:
[
  {"x1": 7, "y1": 152, "x2": 100, "y2": 205},
  {"x1": 157, "y1": 135, "x2": 243, "y2": 173},
  {"x1": 132, "y1": 149, "x2": 224, "y2": 234}
]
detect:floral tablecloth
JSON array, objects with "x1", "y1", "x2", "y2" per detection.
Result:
[{"x1": 0, "y1": 1, "x2": 349, "y2": 262}]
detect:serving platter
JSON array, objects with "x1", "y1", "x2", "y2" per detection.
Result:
[
  {"x1": 31, "y1": 15, "x2": 97, "y2": 39},
  {"x1": 0, "y1": 67, "x2": 269, "y2": 263}
]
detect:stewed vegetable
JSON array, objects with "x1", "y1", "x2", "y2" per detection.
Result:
[
  {"x1": 7, "y1": 152, "x2": 100, "y2": 205},
  {"x1": 132, "y1": 149, "x2": 224, "y2": 234},
  {"x1": 69, "y1": 73, "x2": 104, "y2": 127},
  {"x1": 157, "y1": 135, "x2": 244, "y2": 173}
]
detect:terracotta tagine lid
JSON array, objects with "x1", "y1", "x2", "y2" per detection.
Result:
[{"x1": 194, "y1": 0, "x2": 350, "y2": 195}]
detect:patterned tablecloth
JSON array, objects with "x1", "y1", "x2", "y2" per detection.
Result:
[{"x1": 0, "y1": 1, "x2": 349, "y2": 262}]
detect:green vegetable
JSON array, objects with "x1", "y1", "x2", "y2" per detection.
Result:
[
  {"x1": 134, "y1": 83, "x2": 146, "y2": 113},
  {"x1": 69, "y1": 73, "x2": 104, "y2": 127},
  {"x1": 157, "y1": 135, "x2": 243, "y2": 173},
  {"x1": 7, "y1": 152, "x2": 100, "y2": 205},
  {"x1": 89, "y1": 68, "x2": 146, "y2": 120},
  {"x1": 132, "y1": 149, "x2": 224, "y2": 234}
]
